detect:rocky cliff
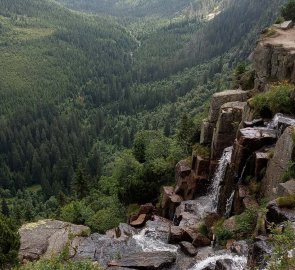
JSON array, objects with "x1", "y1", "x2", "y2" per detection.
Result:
[{"x1": 18, "y1": 23, "x2": 295, "y2": 270}]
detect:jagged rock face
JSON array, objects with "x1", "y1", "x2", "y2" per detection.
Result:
[
  {"x1": 211, "y1": 101, "x2": 247, "y2": 160},
  {"x1": 161, "y1": 186, "x2": 183, "y2": 220},
  {"x1": 200, "y1": 90, "x2": 249, "y2": 146},
  {"x1": 175, "y1": 160, "x2": 198, "y2": 201},
  {"x1": 253, "y1": 27, "x2": 295, "y2": 90},
  {"x1": 218, "y1": 127, "x2": 276, "y2": 214},
  {"x1": 261, "y1": 126, "x2": 295, "y2": 199},
  {"x1": 18, "y1": 219, "x2": 90, "y2": 262}
]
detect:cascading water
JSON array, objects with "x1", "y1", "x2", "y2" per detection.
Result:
[
  {"x1": 209, "y1": 146, "x2": 233, "y2": 212},
  {"x1": 189, "y1": 253, "x2": 247, "y2": 270},
  {"x1": 225, "y1": 191, "x2": 235, "y2": 217},
  {"x1": 267, "y1": 113, "x2": 295, "y2": 130},
  {"x1": 132, "y1": 227, "x2": 178, "y2": 253}
]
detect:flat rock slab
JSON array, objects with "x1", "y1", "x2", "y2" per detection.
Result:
[
  {"x1": 19, "y1": 219, "x2": 90, "y2": 261},
  {"x1": 108, "y1": 251, "x2": 176, "y2": 269}
]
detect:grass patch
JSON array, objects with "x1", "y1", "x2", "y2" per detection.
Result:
[
  {"x1": 250, "y1": 82, "x2": 295, "y2": 115},
  {"x1": 276, "y1": 194, "x2": 295, "y2": 208}
]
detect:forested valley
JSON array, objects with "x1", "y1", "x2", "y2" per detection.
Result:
[{"x1": 0, "y1": 0, "x2": 285, "y2": 233}]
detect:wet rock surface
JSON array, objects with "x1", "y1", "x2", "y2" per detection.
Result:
[{"x1": 108, "y1": 251, "x2": 176, "y2": 269}]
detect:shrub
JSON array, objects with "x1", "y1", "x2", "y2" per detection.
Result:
[
  {"x1": 266, "y1": 222, "x2": 295, "y2": 270},
  {"x1": 235, "y1": 207, "x2": 258, "y2": 237},
  {"x1": 276, "y1": 194, "x2": 295, "y2": 208},
  {"x1": 250, "y1": 82, "x2": 294, "y2": 115},
  {"x1": 192, "y1": 144, "x2": 210, "y2": 159},
  {"x1": 282, "y1": 161, "x2": 295, "y2": 183},
  {"x1": 198, "y1": 223, "x2": 209, "y2": 236},
  {"x1": 281, "y1": 0, "x2": 295, "y2": 22},
  {"x1": 213, "y1": 219, "x2": 234, "y2": 244},
  {"x1": 16, "y1": 258, "x2": 102, "y2": 270},
  {"x1": 0, "y1": 215, "x2": 20, "y2": 269}
]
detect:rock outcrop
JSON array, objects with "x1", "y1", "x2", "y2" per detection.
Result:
[
  {"x1": 200, "y1": 90, "x2": 249, "y2": 146},
  {"x1": 261, "y1": 126, "x2": 295, "y2": 199},
  {"x1": 19, "y1": 219, "x2": 90, "y2": 261},
  {"x1": 253, "y1": 26, "x2": 295, "y2": 90}
]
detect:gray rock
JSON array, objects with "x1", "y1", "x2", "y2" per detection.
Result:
[
  {"x1": 249, "y1": 239, "x2": 272, "y2": 268},
  {"x1": 18, "y1": 219, "x2": 90, "y2": 262},
  {"x1": 208, "y1": 90, "x2": 249, "y2": 123},
  {"x1": 200, "y1": 119, "x2": 215, "y2": 145},
  {"x1": 261, "y1": 126, "x2": 295, "y2": 199},
  {"x1": 277, "y1": 179, "x2": 295, "y2": 197},
  {"x1": 74, "y1": 233, "x2": 139, "y2": 268},
  {"x1": 278, "y1": 20, "x2": 294, "y2": 30},
  {"x1": 179, "y1": 241, "x2": 198, "y2": 257},
  {"x1": 267, "y1": 200, "x2": 295, "y2": 223},
  {"x1": 108, "y1": 251, "x2": 176, "y2": 269},
  {"x1": 215, "y1": 259, "x2": 235, "y2": 270}
]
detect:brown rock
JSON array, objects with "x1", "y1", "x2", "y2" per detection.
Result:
[
  {"x1": 254, "y1": 151, "x2": 269, "y2": 181},
  {"x1": 192, "y1": 233, "x2": 211, "y2": 248},
  {"x1": 211, "y1": 101, "x2": 246, "y2": 160},
  {"x1": 139, "y1": 203, "x2": 155, "y2": 215},
  {"x1": 204, "y1": 213, "x2": 221, "y2": 229},
  {"x1": 179, "y1": 241, "x2": 198, "y2": 256},
  {"x1": 200, "y1": 119, "x2": 215, "y2": 145},
  {"x1": 130, "y1": 214, "x2": 148, "y2": 227},
  {"x1": 169, "y1": 226, "x2": 191, "y2": 244}
]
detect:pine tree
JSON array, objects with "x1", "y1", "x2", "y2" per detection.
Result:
[
  {"x1": 72, "y1": 165, "x2": 89, "y2": 199},
  {"x1": 1, "y1": 199, "x2": 9, "y2": 217}
]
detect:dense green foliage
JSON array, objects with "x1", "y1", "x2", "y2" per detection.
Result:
[
  {"x1": 0, "y1": 215, "x2": 20, "y2": 269},
  {"x1": 0, "y1": 0, "x2": 285, "y2": 239},
  {"x1": 281, "y1": 0, "x2": 295, "y2": 21},
  {"x1": 250, "y1": 82, "x2": 295, "y2": 116}
]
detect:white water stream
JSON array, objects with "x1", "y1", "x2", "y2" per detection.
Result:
[
  {"x1": 189, "y1": 253, "x2": 247, "y2": 270},
  {"x1": 209, "y1": 146, "x2": 233, "y2": 212}
]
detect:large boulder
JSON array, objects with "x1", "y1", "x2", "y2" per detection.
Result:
[
  {"x1": 108, "y1": 251, "x2": 176, "y2": 269},
  {"x1": 261, "y1": 126, "x2": 295, "y2": 199},
  {"x1": 18, "y1": 219, "x2": 90, "y2": 262},
  {"x1": 267, "y1": 200, "x2": 295, "y2": 223}
]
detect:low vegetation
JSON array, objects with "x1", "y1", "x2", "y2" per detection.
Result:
[
  {"x1": 250, "y1": 82, "x2": 295, "y2": 116},
  {"x1": 276, "y1": 194, "x2": 295, "y2": 208},
  {"x1": 0, "y1": 214, "x2": 20, "y2": 269},
  {"x1": 266, "y1": 222, "x2": 295, "y2": 270}
]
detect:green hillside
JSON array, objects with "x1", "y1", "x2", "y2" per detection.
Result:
[{"x1": 0, "y1": 0, "x2": 287, "y2": 232}]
